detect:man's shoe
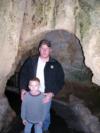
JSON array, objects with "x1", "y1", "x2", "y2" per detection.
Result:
[{"x1": 43, "y1": 130, "x2": 50, "y2": 133}]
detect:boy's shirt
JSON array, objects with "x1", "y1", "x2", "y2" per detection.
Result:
[{"x1": 21, "y1": 92, "x2": 50, "y2": 123}]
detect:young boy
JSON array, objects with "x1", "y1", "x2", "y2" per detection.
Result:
[{"x1": 21, "y1": 77, "x2": 50, "y2": 133}]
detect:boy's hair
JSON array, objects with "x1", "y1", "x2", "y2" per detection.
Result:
[{"x1": 29, "y1": 77, "x2": 40, "y2": 83}]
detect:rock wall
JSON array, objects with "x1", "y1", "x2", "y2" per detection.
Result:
[
  {"x1": 0, "y1": 0, "x2": 100, "y2": 131},
  {"x1": 1, "y1": 0, "x2": 99, "y2": 94},
  {"x1": 53, "y1": 95, "x2": 100, "y2": 133},
  {"x1": 0, "y1": 0, "x2": 26, "y2": 94},
  {"x1": 0, "y1": 0, "x2": 26, "y2": 131},
  {"x1": 75, "y1": 0, "x2": 100, "y2": 85}
]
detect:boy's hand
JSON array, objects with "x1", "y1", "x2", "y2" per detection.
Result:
[{"x1": 23, "y1": 120, "x2": 27, "y2": 125}]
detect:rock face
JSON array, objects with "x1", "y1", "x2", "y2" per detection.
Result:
[
  {"x1": 0, "y1": 0, "x2": 99, "y2": 93},
  {"x1": 53, "y1": 95, "x2": 100, "y2": 133},
  {"x1": 83, "y1": 28, "x2": 100, "y2": 85},
  {"x1": 75, "y1": 0, "x2": 100, "y2": 85},
  {"x1": 0, "y1": 96, "x2": 15, "y2": 133},
  {"x1": 0, "y1": 0, "x2": 26, "y2": 131},
  {"x1": 0, "y1": 0, "x2": 26, "y2": 94},
  {"x1": 42, "y1": 30, "x2": 92, "y2": 83},
  {"x1": 0, "y1": 0, "x2": 100, "y2": 131}
]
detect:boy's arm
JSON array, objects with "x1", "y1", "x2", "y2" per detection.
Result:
[
  {"x1": 22, "y1": 119, "x2": 27, "y2": 125},
  {"x1": 21, "y1": 99, "x2": 26, "y2": 123}
]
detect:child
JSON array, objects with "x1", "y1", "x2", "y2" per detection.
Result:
[{"x1": 21, "y1": 77, "x2": 50, "y2": 133}]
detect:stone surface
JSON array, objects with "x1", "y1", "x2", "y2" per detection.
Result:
[
  {"x1": 53, "y1": 94, "x2": 100, "y2": 133},
  {"x1": 0, "y1": 96, "x2": 15, "y2": 132},
  {"x1": 43, "y1": 30, "x2": 92, "y2": 83},
  {"x1": 0, "y1": 0, "x2": 100, "y2": 131},
  {"x1": 69, "y1": 95, "x2": 100, "y2": 133},
  {"x1": 0, "y1": 0, "x2": 26, "y2": 131},
  {"x1": 75, "y1": 0, "x2": 100, "y2": 85},
  {"x1": 0, "y1": 0, "x2": 99, "y2": 94},
  {"x1": 0, "y1": 0, "x2": 26, "y2": 94}
]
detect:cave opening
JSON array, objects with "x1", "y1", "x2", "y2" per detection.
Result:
[
  {"x1": 4, "y1": 30, "x2": 95, "y2": 133},
  {"x1": 5, "y1": 73, "x2": 72, "y2": 133}
]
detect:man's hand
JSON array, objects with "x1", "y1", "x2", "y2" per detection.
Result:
[
  {"x1": 21, "y1": 89, "x2": 27, "y2": 101},
  {"x1": 43, "y1": 92, "x2": 54, "y2": 103}
]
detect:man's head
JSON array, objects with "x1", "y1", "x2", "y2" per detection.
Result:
[{"x1": 38, "y1": 39, "x2": 52, "y2": 59}]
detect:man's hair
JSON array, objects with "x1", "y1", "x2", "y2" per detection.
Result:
[
  {"x1": 38, "y1": 39, "x2": 51, "y2": 49},
  {"x1": 29, "y1": 77, "x2": 40, "y2": 83}
]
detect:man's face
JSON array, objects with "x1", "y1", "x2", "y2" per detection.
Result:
[{"x1": 39, "y1": 43, "x2": 52, "y2": 58}]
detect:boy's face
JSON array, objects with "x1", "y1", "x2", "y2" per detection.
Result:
[
  {"x1": 39, "y1": 44, "x2": 52, "y2": 58},
  {"x1": 28, "y1": 80, "x2": 40, "y2": 92}
]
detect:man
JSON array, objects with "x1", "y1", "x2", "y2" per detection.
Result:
[{"x1": 20, "y1": 39, "x2": 65, "y2": 133}]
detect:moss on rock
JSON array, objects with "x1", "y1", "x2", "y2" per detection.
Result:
[{"x1": 77, "y1": 0, "x2": 93, "y2": 39}]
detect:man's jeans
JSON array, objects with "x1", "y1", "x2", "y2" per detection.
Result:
[
  {"x1": 24, "y1": 122, "x2": 42, "y2": 133},
  {"x1": 43, "y1": 101, "x2": 51, "y2": 131}
]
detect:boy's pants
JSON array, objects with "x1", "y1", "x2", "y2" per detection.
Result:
[
  {"x1": 24, "y1": 122, "x2": 42, "y2": 133},
  {"x1": 24, "y1": 101, "x2": 51, "y2": 133}
]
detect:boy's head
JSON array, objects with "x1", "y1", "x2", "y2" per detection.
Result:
[{"x1": 28, "y1": 77, "x2": 40, "y2": 92}]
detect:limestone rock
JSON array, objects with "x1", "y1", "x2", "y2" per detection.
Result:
[
  {"x1": 0, "y1": 96, "x2": 16, "y2": 132},
  {"x1": 75, "y1": 0, "x2": 100, "y2": 85},
  {"x1": 0, "y1": 0, "x2": 100, "y2": 131}
]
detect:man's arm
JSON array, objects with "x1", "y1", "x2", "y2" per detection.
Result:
[
  {"x1": 43, "y1": 92, "x2": 54, "y2": 103},
  {"x1": 19, "y1": 58, "x2": 31, "y2": 100},
  {"x1": 21, "y1": 89, "x2": 27, "y2": 101},
  {"x1": 53, "y1": 61, "x2": 65, "y2": 95},
  {"x1": 57, "y1": 62, "x2": 65, "y2": 89}
]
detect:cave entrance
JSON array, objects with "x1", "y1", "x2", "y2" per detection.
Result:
[
  {"x1": 5, "y1": 30, "x2": 93, "y2": 133},
  {"x1": 5, "y1": 29, "x2": 92, "y2": 103}
]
